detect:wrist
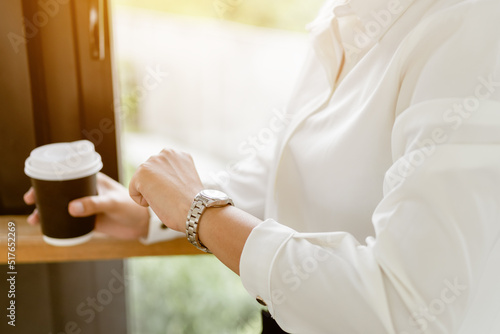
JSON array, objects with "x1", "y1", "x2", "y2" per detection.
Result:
[
  {"x1": 185, "y1": 190, "x2": 233, "y2": 253},
  {"x1": 197, "y1": 205, "x2": 231, "y2": 249},
  {"x1": 196, "y1": 205, "x2": 261, "y2": 275}
]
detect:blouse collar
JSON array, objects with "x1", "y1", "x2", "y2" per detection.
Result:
[{"x1": 306, "y1": 0, "x2": 415, "y2": 86}]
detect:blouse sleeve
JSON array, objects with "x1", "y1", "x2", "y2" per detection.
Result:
[
  {"x1": 202, "y1": 138, "x2": 278, "y2": 220},
  {"x1": 239, "y1": 3, "x2": 500, "y2": 333},
  {"x1": 139, "y1": 207, "x2": 185, "y2": 245}
]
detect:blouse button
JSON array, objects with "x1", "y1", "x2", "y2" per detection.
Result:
[{"x1": 256, "y1": 296, "x2": 267, "y2": 306}]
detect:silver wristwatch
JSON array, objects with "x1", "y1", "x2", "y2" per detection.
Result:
[{"x1": 186, "y1": 190, "x2": 234, "y2": 253}]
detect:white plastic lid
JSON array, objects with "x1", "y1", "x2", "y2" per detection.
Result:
[{"x1": 25, "y1": 140, "x2": 103, "y2": 181}]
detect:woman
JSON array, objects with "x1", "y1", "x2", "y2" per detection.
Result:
[{"x1": 25, "y1": 0, "x2": 500, "y2": 333}]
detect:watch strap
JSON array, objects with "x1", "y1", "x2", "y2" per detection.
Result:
[
  {"x1": 186, "y1": 191, "x2": 234, "y2": 253},
  {"x1": 186, "y1": 198, "x2": 211, "y2": 253}
]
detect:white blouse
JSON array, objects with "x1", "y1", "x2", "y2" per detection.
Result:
[{"x1": 144, "y1": 0, "x2": 500, "y2": 333}]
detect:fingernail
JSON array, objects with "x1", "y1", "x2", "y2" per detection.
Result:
[
  {"x1": 70, "y1": 201, "x2": 84, "y2": 215},
  {"x1": 27, "y1": 214, "x2": 34, "y2": 224}
]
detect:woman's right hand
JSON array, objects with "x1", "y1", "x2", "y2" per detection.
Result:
[{"x1": 23, "y1": 173, "x2": 150, "y2": 240}]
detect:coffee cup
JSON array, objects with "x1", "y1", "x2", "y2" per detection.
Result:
[{"x1": 25, "y1": 140, "x2": 103, "y2": 246}]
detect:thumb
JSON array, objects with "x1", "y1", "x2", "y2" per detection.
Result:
[{"x1": 68, "y1": 196, "x2": 110, "y2": 217}]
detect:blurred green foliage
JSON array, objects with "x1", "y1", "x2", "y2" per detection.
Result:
[
  {"x1": 114, "y1": 0, "x2": 324, "y2": 31},
  {"x1": 128, "y1": 256, "x2": 263, "y2": 334},
  {"x1": 117, "y1": 60, "x2": 141, "y2": 133}
]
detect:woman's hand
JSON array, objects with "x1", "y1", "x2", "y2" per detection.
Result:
[
  {"x1": 129, "y1": 149, "x2": 204, "y2": 232},
  {"x1": 24, "y1": 173, "x2": 150, "y2": 240},
  {"x1": 129, "y1": 148, "x2": 260, "y2": 274}
]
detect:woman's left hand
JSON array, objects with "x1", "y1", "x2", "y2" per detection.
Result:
[{"x1": 129, "y1": 149, "x2": 204, "y2": 232}]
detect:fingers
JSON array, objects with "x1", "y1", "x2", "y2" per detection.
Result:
[
  {"x1": 25, "y1": 188, "x2": 40, "y2": 225},
  {"x1": 129, "y1": 184, "x2": 150, "y2": 207},
  {"x1": 23, "y1": 187, "x2": 36, "y2": 205},
  {"x1": 27, "y1": 208, "x2": 40, "y2": 225},
  {"x1": 128, "y1": 167, "x2": 151, "y2": 208},
  {"x1": 129, "y1": 148, "x2": 201, "y2": 210},
  {"x1": 68, "y1": 195, "x2": 114, "y2": 217},
  {"x1": 96, "y1": 172, "x2": 118, "y2": 190}
]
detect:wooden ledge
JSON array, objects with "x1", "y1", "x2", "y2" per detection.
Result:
[{"x1": 0, "y1": 216, "x2": 203, "y2": 264}]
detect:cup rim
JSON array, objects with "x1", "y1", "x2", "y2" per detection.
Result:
[{"x1": 25, "y1": 140, "x2": 103, "y2": 181}]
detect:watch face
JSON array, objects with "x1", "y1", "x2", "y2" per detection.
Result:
[{"x1": 201, "y1": 189, "x2": 228, "y2": 201}]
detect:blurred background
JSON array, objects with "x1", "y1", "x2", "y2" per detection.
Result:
[
  {"x1": 112, "y1": 1, "x2": 324, "y2": 333},
  {"x1": 115, "y1": 0, "x2": 324, "y2": 177}
]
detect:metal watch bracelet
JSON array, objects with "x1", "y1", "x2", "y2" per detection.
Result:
[{"x1": 186, "y1": 199, "x2": 211, "y2": 253}]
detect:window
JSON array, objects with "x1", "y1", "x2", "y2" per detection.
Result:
[
  {"x1": 0, "y1": 0, "x2": 324, "y2": 333},
  {"x1": 0, "y1": 0, "x2": 119, "y2": 215},
  {"x1": 112, "y1": 1, "x2": 323, "y2": 333}
]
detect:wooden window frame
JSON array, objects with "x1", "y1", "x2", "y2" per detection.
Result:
[
  {"x1": 1, "y1": 216, "x2": 201, "y2": 264},
  {"x1": 0, "y1": 0, "x2": 199, "y2": 264}
]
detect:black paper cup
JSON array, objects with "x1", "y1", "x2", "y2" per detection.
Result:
[{"x1": 25, "y1": 140, "x2": 103, "y2": 246}]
